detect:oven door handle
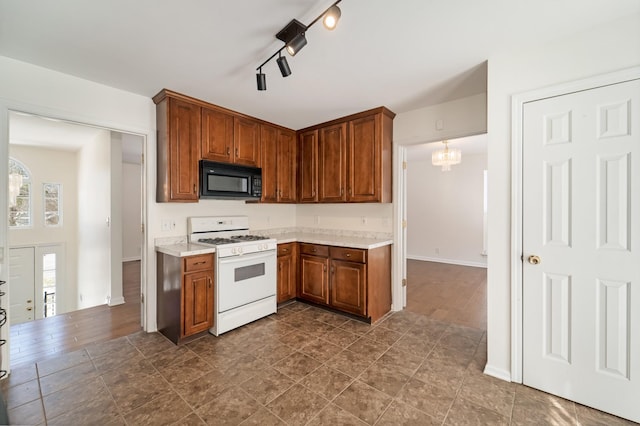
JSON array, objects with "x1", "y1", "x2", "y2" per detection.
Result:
[{"x1": 217, "y1": 250, "x2": 276, "y2": 266}]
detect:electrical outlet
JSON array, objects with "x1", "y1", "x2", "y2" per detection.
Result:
[{"x1": 161, "y1": 219, "x2": 171, "y2": 231}]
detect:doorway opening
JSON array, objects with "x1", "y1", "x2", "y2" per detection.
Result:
[
  {"x1": 6, "y1": 111, "x2": 146, "y2": 367},
  {"x1": 402, "y1": 134, "x2": 488, "y2": 330}
]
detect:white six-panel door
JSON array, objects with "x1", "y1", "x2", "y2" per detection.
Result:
[{"x1": 522, "y1": 78, "x2": 640, "y2": 422}]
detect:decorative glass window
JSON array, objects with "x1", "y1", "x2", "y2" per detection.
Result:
[
  {"x1": 8, "y1": 157, "x2": 32, "y2": 228},
  {"x1": 44, "y1": 183, "x2": 62, "y2": 227}
]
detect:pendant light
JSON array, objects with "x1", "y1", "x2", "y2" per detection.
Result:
[
  {"x1": 432, "y1": 140, "x2": 462, "y2": 171},
  {"x1": 323, "y1": 5, "x2": 341, "y2": 30}
]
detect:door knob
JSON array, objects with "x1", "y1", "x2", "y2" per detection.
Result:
[{"x1": 528, "y1": 255, "x2": 541, "y2": 265}]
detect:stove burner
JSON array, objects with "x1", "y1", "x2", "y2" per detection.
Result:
[
  {"x1": 198, "y1": 237, "x2": 237, "y2": 245},
  {"x1": 231, "y1": 235, "x2": 270, "y2": 242}
]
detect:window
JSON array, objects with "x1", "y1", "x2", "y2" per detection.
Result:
[
  {"x1": 44, "y1": 183, "x2": 62, "y2": 227},
  {"x1": 42, "y1": 252, "x2": 57, "y2": 318},
  {"x1": 8, "y1": 157, "x2": 31, "y2": 228}
]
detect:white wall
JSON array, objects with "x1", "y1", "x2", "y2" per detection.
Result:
[
  {"x1": 122, "y1": 162, "x2": 142, "y2": 261},
  {"x1": 109, "y1": 133, "x2": 123, "y2": 306},
  {"x1": 8, "y1": 145, "x2": 78, "y2": 313},
  {"x1": 296, "y1": 203, "x2": 393, "y2": 234},
  {"x1": 485, "y1": 12, "x2": 640, "y2": 380},
  {"x1": 76, "y1": 130, "x2": 112, "y2": 309},
  {"x1": 394, "y1": 93, "x2": 487, "y2": 145},
  {"x1": 407, "y1": 153, "x2": 487, "y2": 267}
]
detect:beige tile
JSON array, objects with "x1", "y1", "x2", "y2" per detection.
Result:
[
  {"x1": 159, "y1": 355, "x2": 213, "y2": 387},
  {"x1": 376, "y1": 346, "x2": 424, "y2": 376},
  {"x1": 377, "y1": 313, "x2": 418, "y2": 333},
  {"x1": 376, "y1": 400, "x2": 440, "y2": 426},
  {"x1": 574, "y1": 404, "x2": 638, "y2": 426},
  {"x1": 328, "y1": 349, "x2": 376, "y2": 378},
  {"x1": 47, "y1": 391, "x2": 120, "y2": 426},
  {"x1": 146, "y1": 344, "x2": 197, "y2": 369},
  {"x1": 458, "y1": 371, "x2": 515, "y2": 417},
  {"x1": 239, "y1": 407, "x2": 285, "y2": 425},
  {"x1": 123, "y1": 391, "x2": 193, "y2": 425},
  {"x1": 339, "y1": 319, "x2": 374, "y2": 335},
  {"x1": 267, "y1": 383, "x2": 329, "y2": 424},
  {"x1": 173, "y1": 367, "x2": 245, "y2": 410},
  {"x1": 347, "y1": 336, "x2": 392, "y2": 359},
  {"x1": 239, "y1": 367, "x2": 294, "y2": 405},
  {"x1": 322, "y1": 327, "x2": 361, "y2": 347},
  {"x1": 307, "y1": 403, "x2": 368, "y2": 426},
  {"x1": 512, "y1": 389, "x2": 577, "y2": 425},
  {"x1": 445, "y1": 396, "x2": 510, "y2": 425},
  {"x1": 277, "y1": 329, "x2": 313, "y2": 347},
  {"x1": 104, "y1": 369, "x2": 169, "y2": 414},
  {"x1": 300, "y1": 364, "x2": 354, "y2": 400},
  {"x1": 396, "y1": 377, "x2": 455, "y2": 422},
  {"x1": 359, "y1": 361, "x2": 411, "y2": 397},
  {"x1": 126, "y1": 331, "x2": 175, "y2": 357},
  {"x1": 252, "y1": 342, "x2": 297, "y2": 365},
  {"x1": 272, "y1": 351, "x2": 320, "y2": 381},
  {"x1": 392, "y1": 334, "x2": 436, "y2": 358},
  {"x1": 91, "y1": 343, "x2": 145, "y2": 374},
  {"x1": 333, "y1": 380, "x2": 392, "y2": 424},
  {"x1": 300, "y1": 337, "x2": 342, "y2": 361},
  {"x1": 172, "y1": 412, "x2": 206, "y2": 426},
  {"x1": 85, "y1": 336, "x2": 132, "y2": 359},
  {"x1": 413, "y1": 357, "x2": 467, "y2": 396},
  {"x1": 438, "y1": 331, "x2": 481, "y2": 354},
  {"x1": 196, "y1": 386, "x2": 261, "y2": 426},
  {"x1": 363, "y1": 326, "x2": 404, "y2": 346}
]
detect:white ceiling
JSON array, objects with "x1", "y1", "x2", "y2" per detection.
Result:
[{"x1": 1, "y1": 1, "x2": 638, "y2": 130}]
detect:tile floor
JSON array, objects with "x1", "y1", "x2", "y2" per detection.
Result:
[{"x1": 2, "y1": 302, "x2": 635, "y2": 425}]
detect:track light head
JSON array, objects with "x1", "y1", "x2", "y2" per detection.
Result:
[
  {"x1": 323, "y1": 5, "x2": 341, "y2": 30},
  {"x1": 277, "y1": 54, "x2": 292, "y2": 77},
  {"x1": 285, "y1": 33, "x2": 307, "y2": 56},
  {"x1": 256, "y1": 70, "x2": 267, "y2": 90}
]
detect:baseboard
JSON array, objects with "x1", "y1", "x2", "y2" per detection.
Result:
[
  {"x1": 122, "y1": 256, "x2": 141, "y2": 262},
  {"x1": 483, "y1": 364, "x2": 512, "y2": 382},
  {"x1": 108, "y1": 296, "x2": 125, "y2": 306},
  {"x1": 407, "y1": 254, "x2": 487, "y2": 268}
]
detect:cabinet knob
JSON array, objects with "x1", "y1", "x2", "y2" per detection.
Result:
[
  {"x1": 346, "y1": 253, "x2": 351, "y2": 257},
  {"x1": 323, "y1": 265, "x2": 327, "y2": 271},
  {"x1": 27, "y1": 307, "x2": 32, "y2": 311},
  {"x1": 235, "y1": 147, "x2": 239, "y2": 157},
  {"x1": 341, "y1": 188, "x2": 344, "y2": 196},
  {"x1": 26, "y1": 299, "x2": 32, "y2": 303},
  {"x1": 227, "y1": 147, "x2": 231, "y2": 155},
  {"x1": 312, "y1": 248, "x2": 317, "y2": 253},
  {"x1": 312, "y1": 190, "x2": 316, "y2": 197},
  {"x1": 283, "y1": 248, "x2": 288, "y2": 252}
]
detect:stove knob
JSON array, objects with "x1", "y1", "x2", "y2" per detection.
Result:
[
  {"x1": 238, "y1": 247, "x2": 243, "y2": 254},
  {"x1": 231, "y1": 248, "x2": 237, "y2": 255}
]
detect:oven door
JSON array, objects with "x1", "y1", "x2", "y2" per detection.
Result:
[{"x1": 216, "y1": 250, "x2": 276, "y2": 312}]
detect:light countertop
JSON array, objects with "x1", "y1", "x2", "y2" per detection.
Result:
[{"x1": 155, "y1": 230, "x2": 393, "y2": 258}]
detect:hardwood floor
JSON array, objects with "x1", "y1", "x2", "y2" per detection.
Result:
[
  {"x1": 405, "y1": 259, "x2": 487, "y2": 330},
  {"x1": 9, "y1": 261, "x2": 142, "y2": 368}
]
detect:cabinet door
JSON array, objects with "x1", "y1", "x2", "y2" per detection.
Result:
[
  {"x1": 330, "y1": 259, "x2": 366, "y2": 316},
  {"x1": 234, "y1": 117, "x2": 260, "y2": 166},
  {"x1": 299, "y1": 254, "x2": 329, "y2": 305},
  {"x1": 298, "y1": 130, "x2": 318, "y2": 202},
  {"x1": 348, "y1": 114, "x2": 380, "y2": 202},
  {"x1": 260, "y1": 124, "x2": 278, "y2": 202},
  {"x1": 201, "y1": 107, "x2": 234, "y2": 162},
  {"x1": 183, "y1": 270, "x2": 214, "y2": 336},
  {"x1": 277, "y1": 250, "x2": 297, "y2": 303},
  {"x1": 277, "y1": 129, "x2": 297, "y2": 203},
  {"x1": 318, "y1": 123, "x2": 347, "y2": 202},
  {"x1": 169, "y1": 98, "x2": 200, "y2": 201}
]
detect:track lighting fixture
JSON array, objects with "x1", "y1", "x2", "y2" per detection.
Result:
[
  {"x1": 285, "y1": 32, "x2": 307, "y2": 56},
  {"x1": 323, "y1": 5, "x2": 341, "y2": 30},
  {"x1": 255, "y1": 0, "x2": 343, "y2": 91},
  {"x1": 277, "y1": 53, "x2": 292, "y2": 77},
  {"x1": 256, "y1": 68, "x2": 266, "y2": 90}
]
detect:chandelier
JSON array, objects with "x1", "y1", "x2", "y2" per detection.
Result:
[{"x1": 431, "y1": 140, "x2": 461, "y2": 171}]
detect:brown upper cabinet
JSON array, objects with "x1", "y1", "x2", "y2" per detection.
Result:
[
  {"x1": 298, "y1": 107, "x2": 395, "y2": 204},
  {"x1": 261, "y1": 124, "x2": 297, "y2": 203},
  {"x1": 154, "y1": 93, "x2": 201, "y2": 202},
  {"x1": 154, "y1": 89, "x2": 393, "y2": 204},
  {"x1": 200, "y1": 108, "x2": 260, "y2": 167},
  {"x1": 298, "y1": 129, "x2": 319, "y2": 202}
]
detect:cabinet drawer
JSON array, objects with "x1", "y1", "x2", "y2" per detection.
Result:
[
  {"x1": 278, "y1": 243, "x2": 295, "y2": 257},
  {"x1": 184, "y1": 254, "x2": 214, "y2": 272},
  {"x1": 329, "y1": 247, "x2": 366, "y2": 263},
  {"x1": 299, "y1": 243, "x2": 329, "y2": 257}
]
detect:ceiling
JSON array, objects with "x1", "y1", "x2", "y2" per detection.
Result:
[{"x1": 1, "y1": 1, "x2": 638, "y2": 130}]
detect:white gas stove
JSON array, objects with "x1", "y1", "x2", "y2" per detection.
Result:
[{"x1": 188, "y1": 216, "x2": 277, "y2": 336}]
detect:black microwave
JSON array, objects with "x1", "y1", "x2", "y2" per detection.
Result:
[{"x1": 199, "y1": 160, "x2": 262, "y2": 200}]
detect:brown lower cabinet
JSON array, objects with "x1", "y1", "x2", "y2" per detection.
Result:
[
  {"x1": 157, "y1": 253, "x2": 214, "y2": 344},
  {"x1": 296, "y1": 242, "x2": 391, "y2": 322},
  {"x1": 277, "y1": 243, "x2": 297, "y2": 303}
]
